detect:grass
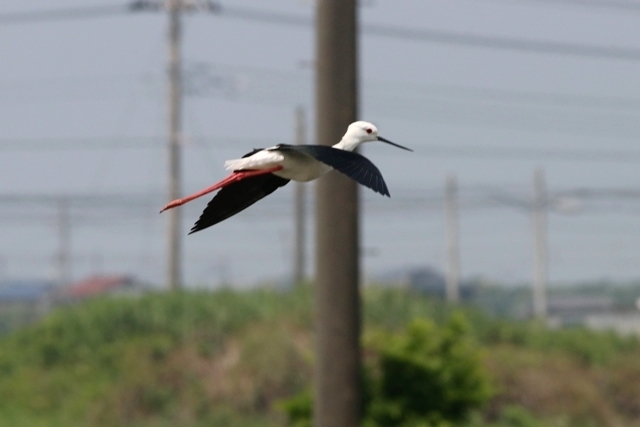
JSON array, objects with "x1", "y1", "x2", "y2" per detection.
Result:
[
  {"x1": 0, "y1": 286, "x2": 639, "y2": 426},
  {"x1": 0, "y1": 287, "x2": 313, "y2": 427}
]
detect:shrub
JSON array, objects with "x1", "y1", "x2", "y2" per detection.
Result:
[{"x1": 281, "y1": 313, "x2": 492, "y2": 427}]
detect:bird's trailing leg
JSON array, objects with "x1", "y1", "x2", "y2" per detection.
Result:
[{"x1": 159, "y1": 166, "x2": 284, "y2": 213}]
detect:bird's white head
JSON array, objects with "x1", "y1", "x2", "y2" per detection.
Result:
[
  {"x1": 335, "y1": 121, "x2": 413, "y2": 152},
  {"x1": 345, "y1": 121, "x2": 380, "y2": 144}
]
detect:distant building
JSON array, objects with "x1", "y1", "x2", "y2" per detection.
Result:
[
  {"x1": 547, "y1": 295, "x2": 615, "y2": 327},
  {"x1": 544, "y1": 295, "x2": 640, "y2": 336},
  {"x1": 0, "y1": 279, "x2": 59, "y2": 332},
  {"x1": 373, "y1": 266, "x2": 477, "y2": 302},
  {"x1": 61, "y1": 275, "x2": 149, "y2": 301},
  {"x1": 408, "y1": 268, "x2": 476, "y2": 301},
  {"x1": 0, "y1": 276, "x2": 152, "y2": 334},
  {"x1": 583, "y1": 312, "x2": 640, "y2": 336}
]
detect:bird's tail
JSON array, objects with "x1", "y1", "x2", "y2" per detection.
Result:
[{"x1": 223, "y1": 158, "x2": 244, "y2": 171}]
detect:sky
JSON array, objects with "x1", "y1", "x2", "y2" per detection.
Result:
[{"x1": 1, "y1": 0, "x2": 640, "y2": 288}]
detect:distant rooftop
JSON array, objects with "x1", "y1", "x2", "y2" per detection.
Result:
[
  {"x1": 548, "y1": 295, "x2": 614, "y2": 313},
  {"x1": 63, "y1": 275, "x2": 146, "y2": 299},
  {"x1": 0, "y1": 279, "x2": 58, "y2": 302}
]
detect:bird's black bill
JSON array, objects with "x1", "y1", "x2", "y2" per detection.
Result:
[{"x1": 378, "y1": 136, "x2": 413, "y2": 152}]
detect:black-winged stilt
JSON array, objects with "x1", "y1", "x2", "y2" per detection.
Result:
[{"x1": 160, "y1": 121, "x2": 412, "y2": 234}]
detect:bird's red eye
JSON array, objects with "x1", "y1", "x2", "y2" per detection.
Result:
[{"x1": 366, "y1": 128, "x2": 372, "y2": 134}]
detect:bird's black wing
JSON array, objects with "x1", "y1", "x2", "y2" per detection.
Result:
[
  {"x1": 242, "y1": 148, "x2": 263, "y2": 158},
  {"x1": 189, "y1": 174, "x2": 290, "y2": 234},
  {"x1": 277, "y1": 144, "x2": 390, "y2": 197}
]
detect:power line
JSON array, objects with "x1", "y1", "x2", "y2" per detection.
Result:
[
  {"x1": 558, "y1": 188, "x2": 640, "y2": 199},
  {"x1": 0, "y1": 1, "x2": 218, "y2": 24},
  {"x1": 409, "y1": 145, "x2": 640, "y2": 162},
  {"x1": 374, "y1": 84, "x2": 640, "y2": 112},
  {"x1": 3, "y1": 136, "x2": 640, "y2": 163},
  {"x1": 7, "y1": 69, "x2": 640, "y2": 113},
  {"x1": 3, "y1": 4, "x2": 640, "y2": 61},
  {"x1": 0, "y1": 4, "x2": 130, "y2": 24},
  {"x1": 4, "y1": 185, "x2": 640, "y2": 209},
  {"x1": 0, "y1": 136, "x2": 281, "y2": 151},
  {"x1": 0, "y1": 136, "x2": 161, "y2": 151},
  {"x1": 213, "y1": 3, "x2": 310, "y2": 26},
  {"x1": 362, "y1": 24, "x2": 640, "y2": 61},
  {"x1": 212, "y1": 5, "x2": 640, "y2": 61},
  {"x1": 485, "y1": 0, "x2": 640, "y2": 13}
]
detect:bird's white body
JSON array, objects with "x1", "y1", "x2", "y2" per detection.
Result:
[
  {"x1": 160, "y1": 120, "x2": 412, "y2": 232},
  {"x1": 224, "y1": 146, "x2": 332, "y2": 181},
  {"x1": 223, "y1": 121, "x2": 380, "y2": 182}
]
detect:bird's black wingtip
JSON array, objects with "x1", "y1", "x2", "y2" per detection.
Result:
[{"x1": 376, "y1": 188, "x2": 391, "y2": 197}]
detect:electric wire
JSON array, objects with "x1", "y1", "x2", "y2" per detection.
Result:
[
  {"x1": 482, "y1": 0, "x2": 640, "y2": 13},
  {"x1": 212, "y1": 5, "x2": 640, "y2": 61},
  {"x1": 3, "y1": 3, "x2": 640, "y2": 61},
  {"x1": 0, "y1": 4, "x2": 129, "y2": 24},
  {"x1": 3, "y1": 136, "x2": 640, "y2": 163}
]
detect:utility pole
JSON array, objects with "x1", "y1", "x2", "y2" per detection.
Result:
[
  {"x1": 167, "y1": 0, "x2": 183, "y2": 290},
  {"x1": 57, "y1": 198, "x2": 71, "y2": 286},
  {"x1": 444, "y1": 174, "x2": 460, "y2": 303},
  {"x1": 131, "y1": 1, "x2": 217, "y2": 291},
  {"x1": 314, "y1": 0, "x2": 360, "y2": 426},
  {"x1": 293, "y1": 106, "x2": 307, "y2": 286},
  {"x1": 532, "y1": 168, "x2": 548, "y2": 319}
]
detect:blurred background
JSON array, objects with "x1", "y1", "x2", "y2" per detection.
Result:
[
  {"x1": 3, "y1": 1, "x2": 640, "y2": 426},
  {"x1": 3, "y1": 0, "x2": 640, "y2": 289}
]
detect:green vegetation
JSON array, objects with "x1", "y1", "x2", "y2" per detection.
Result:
[
  {"x1": 0, "y1": 286, "x2": 639, "y2": 427},
  {"x1": 0, "y1": 288, "x2": 313, "y2": 427},
  {"x1": 281, "y1": 315, "x2": 492, "y2": 427},
  {"x1": 366, "y1": 315, "x2": 491, "y2": 426}
]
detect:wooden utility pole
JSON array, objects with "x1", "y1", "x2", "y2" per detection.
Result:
[
  {"x1": 314, "y1": 0, "x2": 360, "y2": 426},
  {"x1": 532, "y1": 168, "x2": 548, "y2": 318},
  {"x1": 132, "y1": 1, "x2": 215, "y2": 290},
  {"x1": 293, "y1": 106, "x2": 307, "y2": 285},
  {"x1": 167, "y1": 0, "x2": 183, "y2": 290},
  {"x1": 444, "y1": 174, "x2": 460, "y2": 303},
  {"x1": 57, "y1": 198, "x2": 71, "y2": 286}
]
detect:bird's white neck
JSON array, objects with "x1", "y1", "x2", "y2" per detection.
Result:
[{"x1": 332, "y1": 138, "x2": 360, "y2": 152}]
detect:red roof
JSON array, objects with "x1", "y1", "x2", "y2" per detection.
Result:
[{"x1": 64, "y1": 275, "x2": 133, "y2": 298}]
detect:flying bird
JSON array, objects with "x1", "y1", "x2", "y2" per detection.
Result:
[{"x1": 160, "y1": 121, "x2": 412, "y2": 234}]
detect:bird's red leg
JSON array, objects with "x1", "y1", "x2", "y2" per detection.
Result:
[{"x1": 159, "y1": 166, "x2": 283, "y2": 213}]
